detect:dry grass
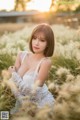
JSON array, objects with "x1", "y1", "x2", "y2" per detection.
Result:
[{"x1": 0, "y1": 23, "x2": 34, "y2": 35}]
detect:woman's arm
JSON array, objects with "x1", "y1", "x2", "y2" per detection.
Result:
[
  {"x1": 35, "y1": 59, "x2": 52, "y2": 87},
  {"x1": 8, "y1": 50, "x2": 29, "y2": 79},
  {"x1": 14, "y1": 51, "x2": 29, "y2": 77},
  {"x1": 31, "y1": 59, "x2": 52, "y2": 95},
  {"x1": 14, "y1": 51, "x2": 22, "y2": 72},
  {"x1": 8, "y1": 51, "x2": 25, "y2": 77}
]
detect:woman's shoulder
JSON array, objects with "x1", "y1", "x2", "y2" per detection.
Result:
[
  {"x1": 18, "y1": 50, "x2": 28, "y2": 56},
  {"x1": 44, "y1": 57, "x2": 52, "y2": 63},
  {"x1": 19, "y1": 50, "x2": 28, "y2": 53},
  {"x1": 38, "y1": 58, "x2": 52, "y2": 74},
  {"x1": 18, "y1": 50, "x2": 28, "y2": 60},
  {"x1": 42, "y1": 57, "x2": 52, "y2": 68}
]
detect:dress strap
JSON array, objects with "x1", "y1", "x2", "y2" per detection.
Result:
[
  {"x1": 21, "y1": 51, "x2": 28, "y2": 64},
  {"x1": 35, "y1": 57, "x2": 47, "y2": 73}
]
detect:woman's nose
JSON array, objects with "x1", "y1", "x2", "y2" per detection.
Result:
[{"x1": 35, "y1": 39, "x2": 39, "y2": 45}]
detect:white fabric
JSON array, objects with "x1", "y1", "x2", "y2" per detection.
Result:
[{"x1": 11, "y1": 51, "x2": 54, "y2": 109}]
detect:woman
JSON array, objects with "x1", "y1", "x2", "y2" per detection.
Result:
[{"x1": 8, "y1": 23, "x2": 55, "y2": 114}]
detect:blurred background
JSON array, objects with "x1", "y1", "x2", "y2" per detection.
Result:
[
  {"x1": 0, "y1": 1, "x2": 80, "y2": 120},
  {"x1": 0, "y1": 0, "x2": 80, "y2": 34}
]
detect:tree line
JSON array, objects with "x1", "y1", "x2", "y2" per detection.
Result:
[{"x1": 14, "y1": 0, "x2": 80, "y2": 12}]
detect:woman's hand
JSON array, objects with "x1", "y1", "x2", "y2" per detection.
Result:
[{"x1": 8, "y1": 66, "x2": 16, "y2": 74}]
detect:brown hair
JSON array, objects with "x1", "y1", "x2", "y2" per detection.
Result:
[{"x1": 29, "y1": 23, "x2": 55, "y2": 57}]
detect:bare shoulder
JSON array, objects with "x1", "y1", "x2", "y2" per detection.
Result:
[
  {"x1": 18, "y1": 50, "x2": 23, "y2": 56},
  {"x1": 37, "y1": 58, "x2": 52, "y2": 84},
  {"x1": 18, "y1": 50, "x2": 25, "y2": 59},
  {"x1": 42, "y1": 58, "x2": 52, "y2": 68},
  {"x1": 15, "y1": 51, "x2": 23, "y2": 64}
]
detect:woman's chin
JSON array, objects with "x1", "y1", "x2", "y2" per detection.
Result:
[{"x1": 33, "y1": 49, "x2": 40, "y2": 53}]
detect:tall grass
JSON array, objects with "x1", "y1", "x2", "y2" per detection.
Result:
[{"x1": 0, "y1": 24, "x2": 80, "y2": 120}]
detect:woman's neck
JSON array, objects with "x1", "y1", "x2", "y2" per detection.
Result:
[{"x1": 32, "y1": 53, "x2": 45, "y2": 61}]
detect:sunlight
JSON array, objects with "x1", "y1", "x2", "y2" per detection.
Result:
[
  {"x1": 27, "y1": 0, "x2": 52, "y2": 12},
  {"x1": 0, "y1": 0, "x2": 14, "y2": 11},
  {"x1": 0, "y1": 0, "x2": 52, "y2": 12}
]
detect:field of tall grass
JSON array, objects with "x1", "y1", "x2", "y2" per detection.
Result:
[{"x1": 0, "y1": 23, "x2": 80, "y2": 120}]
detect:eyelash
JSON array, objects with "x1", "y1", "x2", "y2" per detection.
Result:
[
  {"x1": 33, "y1": 36, "x2": 37, "y2": 39},
  {"x1": 40, "y1": 39, "x2": 45, "y2": 42},
  {"x1": 33, "y1": 37, "x2": 45, "y2": 42}
]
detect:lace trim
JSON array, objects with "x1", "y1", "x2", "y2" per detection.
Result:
[
  {"x1": 11, "y1": 72, "x2": 43, "y2": 94},
  {"x1": 11, "y1": 72, "x2": 54, "y2": 104}
]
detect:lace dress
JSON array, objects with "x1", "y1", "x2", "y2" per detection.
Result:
[{"x1": 10, "y1": 51, "x2": 55, "y2": 114}]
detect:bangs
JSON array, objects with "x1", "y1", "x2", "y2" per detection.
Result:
[
  {"x1": 32, "y1": 31, "x2": 46, "y2": 40},
  {"x1": 29, "y1": 23, "x2": 55, "y2": 57}
]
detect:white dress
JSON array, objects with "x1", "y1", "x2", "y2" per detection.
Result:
[{"x1": 10, "y1": 51, "x2": 54, "y2": 114}]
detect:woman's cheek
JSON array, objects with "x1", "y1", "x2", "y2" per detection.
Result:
[{"x1": 32, "y1": 39, "x2": 36, "y2": 44}]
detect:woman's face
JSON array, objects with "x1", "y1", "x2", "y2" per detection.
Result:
[{"x1": 32, "y1": 32, "x2": 47, "y2": 54}]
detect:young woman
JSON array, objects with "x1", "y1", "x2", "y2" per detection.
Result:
[{"x1": 8, "y1": 23, "x2": 55, "y2": 113}]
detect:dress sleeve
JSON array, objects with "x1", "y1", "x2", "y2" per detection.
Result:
[
  {"x1": 11, "y1": 71, "x2": 23, "y2": 88},
  {"x1": 11, "y1": 71, "x2": 43, "y2": 98},
  {"x1": 11, "y1": 71, "x2": 32, "y2": 95},
  {"x1": 30, "y1": 84, "x2": 43, "y2": 96},
  {"x1": 8, "y1": 74, "x2": 23, "y2": 102}
]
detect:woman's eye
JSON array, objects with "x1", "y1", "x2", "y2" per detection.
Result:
[
  {"x1": 40, "y1": 39, "x2": 45, "y2": 42},
  {"x1": 33, "y1": 36, "x2": 37, "y2": 39}
]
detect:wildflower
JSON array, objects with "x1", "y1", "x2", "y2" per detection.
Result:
[{"x1": 56, "y1": 67, "x2": 70, "y2": 77}]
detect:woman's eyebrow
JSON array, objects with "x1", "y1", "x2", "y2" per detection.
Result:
[
  {"x1": 33, "y1": 34, "x2": 46, "y2": 39},
  {"x1": 40, "y1": 37, "x2": 46, "y2": 39}
]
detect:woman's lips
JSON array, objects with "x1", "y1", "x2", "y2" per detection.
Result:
[{"x1": 33, "y1": 46, "x2": 39, "y2": 49}]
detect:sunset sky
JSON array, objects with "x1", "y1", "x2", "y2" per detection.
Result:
[{"x1": 0, "y1": 0, "x2": 52, "y2": 12}]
